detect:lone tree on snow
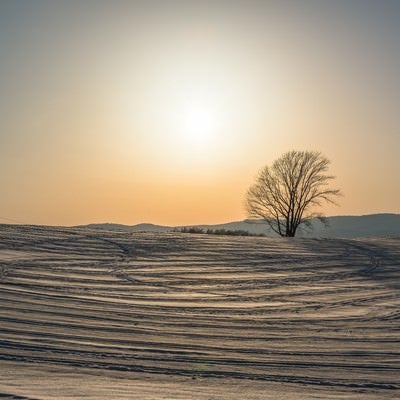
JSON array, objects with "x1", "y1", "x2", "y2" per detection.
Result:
[{"x1": 246, "y1": 150, "x2": 341, "y2": 237}]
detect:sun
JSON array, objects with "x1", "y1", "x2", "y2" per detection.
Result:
[
  {"x1": 118, "y1": 75, "x2": 247, "y2": 169},
  {"x1": 181, "y1": 104, "x2": 218, "y2": 144}
]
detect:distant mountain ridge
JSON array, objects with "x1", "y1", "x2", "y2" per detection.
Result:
[
  {"x1": 79, "y1": 222, "x2": 172, "y2": 232},
  {"x1": 77, "y1": 213, "x2": 400, "y2": 238}
]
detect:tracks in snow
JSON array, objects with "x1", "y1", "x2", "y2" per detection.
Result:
[{"x1": 0, "y1": 225, "x2": 399, "y2": 398}]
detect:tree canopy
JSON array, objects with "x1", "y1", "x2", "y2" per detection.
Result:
[{"x1": 246, "y1": 150, "x2": 341, "y2": 237}]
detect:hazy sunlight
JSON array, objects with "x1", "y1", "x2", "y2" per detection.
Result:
[
  {"x1": 0, "y1": 1, "x2": 398, "y2": 226},
  {"x1": 181, "y1": 104, "x2": 218, "y2": 144}
]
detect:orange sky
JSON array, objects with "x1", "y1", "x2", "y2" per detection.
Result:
[{"x1": 0, "y1": 1, "x2": 399, "y2": 226}]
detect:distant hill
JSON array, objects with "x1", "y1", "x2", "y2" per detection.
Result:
[
  {"x1": 77, "y1": 213, "x2": 400, "y2": 238},
  {"x1": 77, "y1": 222, "x2": 172, "y2": 232},
  {"x1": 301, "y1": 214, "x2": 400, "y2": 238}
]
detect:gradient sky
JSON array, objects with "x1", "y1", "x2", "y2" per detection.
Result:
[{"x1": 0, "y1": 0, "x2": 399, "y2": 226}]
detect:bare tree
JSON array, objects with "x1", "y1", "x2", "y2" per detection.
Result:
[{"x1": 246, "y1": 150, "x2": 341, "y2": 237}]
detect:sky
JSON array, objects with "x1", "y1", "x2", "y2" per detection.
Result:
[{"x1": 0, "y1": 0, "x2": 399, "y2": 226}]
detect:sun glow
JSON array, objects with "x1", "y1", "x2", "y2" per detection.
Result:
[
  {"x1": 116, "y1": 78, "x2": 254, "y2": 174},
  {"x1": 116, "y1": 43, "x2": 268, "y2": 172},
  {"x1": 182, "y1": 104, "x2": 217, "y2": 142},
  {"x1": 169, "y1": 93, "x2": 234, "y2": 166},
  {"x1": 147, "y1": 82, "x2": 239, "y2": 166}
]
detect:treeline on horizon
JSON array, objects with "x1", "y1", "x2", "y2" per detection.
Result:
[{"x1": 175, "y1": 227, "x2": 265, "y2": 237}]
